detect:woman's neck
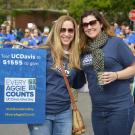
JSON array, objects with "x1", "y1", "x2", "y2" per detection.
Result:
[
  {"x1": 63, "y1": 45, "x2": 70, "y2": 51},
  {"x1": 63, "y1": 50, "x2": 70, "y2": 54},
  {"x1": 63, "y1": 46, "x2": 70, "y2": 54}
]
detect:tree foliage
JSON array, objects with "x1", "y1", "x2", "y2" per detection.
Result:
[
  {"x1": 0, "y1": 0, "x2": 134, "y2": 23},
  {"x1": 65, "y1": 0, "x2": 135, "y2": 23}
]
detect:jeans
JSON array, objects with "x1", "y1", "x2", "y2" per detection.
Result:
[
  {"x1": 92, "y1": 107, "x2": 134, "y2": 135},
  {"x1": 28, "y1": 108, "x2": 72, "y2": 135}
]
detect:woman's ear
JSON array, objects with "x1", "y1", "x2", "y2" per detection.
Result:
[{"x1": 100, "y1": 23, "x2": 103, "y2": 29}]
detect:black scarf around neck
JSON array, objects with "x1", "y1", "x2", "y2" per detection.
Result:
[{"x1": 88, "y1": 31, "x2": 108, "y2": 86}]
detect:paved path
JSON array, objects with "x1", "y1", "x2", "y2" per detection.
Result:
[{"x1": 0, "y1": 92, "x2": 135, "y2": 135}]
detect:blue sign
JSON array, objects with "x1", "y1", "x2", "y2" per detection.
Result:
[{"x1": 0, "y1": 48, "x2": 47, "y2": 124}]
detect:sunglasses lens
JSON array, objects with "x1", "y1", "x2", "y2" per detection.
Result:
[
  {"x1": 60, "y1": 28, "x2": 66, "y2": 33},
  {"x1": 60, "y1": 28, "x2": 74, "y2": 33},
  {"x1": 68, "y1": 28, "x2": 74, "y2": 33},
  {"x1": 82, "y1": 23, "x2": 89, "y2": 28},
  {"x1": 90, "y1": 20, "x2": 97, "y2": 26},
  {"x1": 83, "y1": 20, "x2": 97, "y2": 28}
]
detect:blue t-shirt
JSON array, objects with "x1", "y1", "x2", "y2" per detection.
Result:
[
  {"x1": 46, "y1": 50, "x2": 85, "y2": 114},
  {"x1": 4, "y1": 33, "x2": 16, "y2": 48},
  {"x1": 115, "y1": 27, "x2": 122, "y2": 36},
  {"x1": 81, "y1": 37, "x2": 135, "y2": 111},
  {"x1": 32, "y1": 36, "x2": 42, "y2": 45},
  {"x1": 0, "y1": 33, "x2": 9, "y2": 48},
  {"x1": 20, "y1": 37, "x2": 36, "y2": 47},
  {"x1": 123, "y1": 32, "x2": 135, "y2": 45}
]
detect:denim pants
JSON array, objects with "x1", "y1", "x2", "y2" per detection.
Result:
[
  {"x1": 28, "y1": 108, "x2": 72, "y2": 135},
  {"x1": 92, "y1": 107, "x2": 134, "y2": 135}
]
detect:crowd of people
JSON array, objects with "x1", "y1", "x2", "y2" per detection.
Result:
[
  {"x1": 110, "y1": 21, "x2": 135, "y2": 55},
  {"x1": 0, "y1": 21, "x2": 50, "y2": 49},
  {"x1": 1, "y1": 9, "x2": 135, "y2": 135}
]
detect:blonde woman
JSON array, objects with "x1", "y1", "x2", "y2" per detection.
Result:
[{"x1": 28, "y1": 15, "x2": 85, "y2": 135}]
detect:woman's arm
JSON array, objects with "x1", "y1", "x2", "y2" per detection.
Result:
[
  {"x1": 72, "y1": 70, "x2": 86, "y2": 89},
  {"x1": 98, "y1": 62, "x2": 135, "y2": 85},
  {"x1": 116, "y1": 62, "x2": 135, "y2": 79}
]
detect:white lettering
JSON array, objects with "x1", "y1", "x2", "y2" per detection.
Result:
[{"x1": 11, "y1": 54, "x2": 36, "y2": 59}]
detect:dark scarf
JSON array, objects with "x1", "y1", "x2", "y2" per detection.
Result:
[{"x1": 88, "y1": 31, "x2": 108, "y2": 87}]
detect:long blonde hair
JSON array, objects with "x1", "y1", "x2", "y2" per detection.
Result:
[{"x1": 46, "y1": 15, "x2": 80, "y2": 69}]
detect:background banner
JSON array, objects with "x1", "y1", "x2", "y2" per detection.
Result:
[{"x1": 0, "y1": 48, "x2": 46, "y2": 124}]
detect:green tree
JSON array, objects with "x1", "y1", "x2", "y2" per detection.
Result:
[
  {"x1": 0, "y1": 0, "x2": 134, "y2": 23},
  {"x1": 66, "y1": 0, "x2": 112, "y2": 21},
  {"x1": 64, "y1": 0, "x2": 135, "y2": 23}
]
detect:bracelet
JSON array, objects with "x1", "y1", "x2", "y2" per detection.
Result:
[{"x1": 115, "y1": 72, "x2": 118, "y2": 79}]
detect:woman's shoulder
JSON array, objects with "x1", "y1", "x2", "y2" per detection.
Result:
[
  {"x1": 108, "y1": 36, "x2": 124, "y2": 43},
  {"x1": 107, "y1": 36, "x2": 126, "y2": 47}
]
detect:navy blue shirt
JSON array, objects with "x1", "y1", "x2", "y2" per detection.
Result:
[
  {"x1": 81, "y1": 37, "x2": 135, "y2": 111},
  {"x1": 46, "y1": 50, "x2": 85, "y2": 114}
]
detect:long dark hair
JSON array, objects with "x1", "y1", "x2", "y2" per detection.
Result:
[{"x1": 79, "y1": 9, "x2": 115, "y2": 52}]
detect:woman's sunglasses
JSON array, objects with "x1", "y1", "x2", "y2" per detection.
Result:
[
  {"x1": 60, "y1": 28, "x2": 74, "y2": 34},
  {"x1": 82, "y1": 20, "x2": 98, "y2": 28}
]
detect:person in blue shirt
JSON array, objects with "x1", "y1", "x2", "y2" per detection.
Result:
[
  {"x1": 42, "y1": 26, "x2": 50, "y2": 44},
  {"x1": 114, "y1": 22, "x2": 122, "y2": 36},
  {"x1": 16, "y1": 28, "x2": 24, "y2": 41},
  {"x1": 0, "y1": 27, "x2": 7, "y2": 48},
  {"x1": 0, "y1": 25, "x2": 11, "y2": 48},
  {"x1": 20, "y1": 28, "x2": 37, "y2": 48},
  {"x1": 31, "y1": 28, "x2": 42, "y2": 45},
  {"x1": 123, "y1": 25, "x2": 135, "y2": 55},
  {"x1": 28, "y1": 15, "x2": 85, "y2": 135},
  {"x1": 4, "y1": 25, "x2": 17, "y2": 48},
  {"x1": 79, "y1": 9, "x2": 135, "y2": 135},
  {"x1": 123, "y1": 25, "x2": 135, "y2": 44}
]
